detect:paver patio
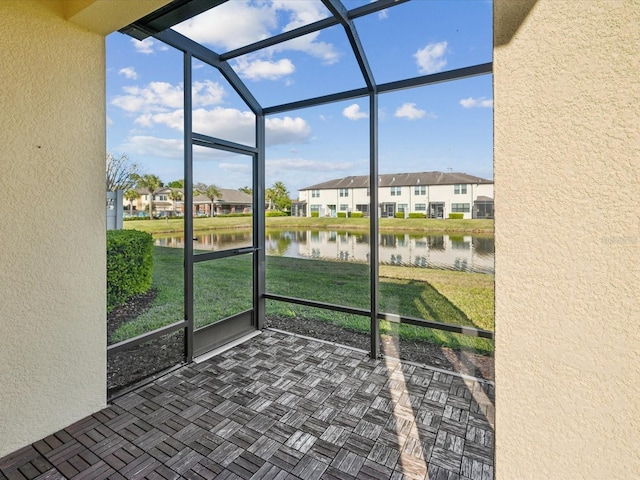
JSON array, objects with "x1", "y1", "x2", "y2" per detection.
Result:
[{"x1": 0, "y1": 330, "x2": 494, "y2": 480}]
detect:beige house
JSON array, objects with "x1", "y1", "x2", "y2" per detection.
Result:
[
  {"x1": 125, "y1": 187, "x2": 252, "y2": 217},
  {"x1": 1, "y1": 1, "x2": 637, "y2": 478}
]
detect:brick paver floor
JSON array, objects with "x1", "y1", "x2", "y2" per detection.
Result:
[{"x1": 0, "y1": 330, "x2": 494, "y2": 480}]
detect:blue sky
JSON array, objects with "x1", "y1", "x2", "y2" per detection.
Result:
[{"x1": 106, "y1": 0, "x2": 493, "y2": 196}]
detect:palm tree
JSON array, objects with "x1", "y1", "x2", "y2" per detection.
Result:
[
  {"x1": 266, "y1": 181, "x2": 291, "y2": 212},
  {"x1": 123, "y1": 189, "x2": 140, "y2": 216},
  {"x1": 132, "y1": 174, "x2": 162, "y2": 220},
  {"x1": 168, "y1": 189, "x2": 183, "y2": 215},
  {"x1": 195, "y1": 184, "x2": 222, "y2": 217}
]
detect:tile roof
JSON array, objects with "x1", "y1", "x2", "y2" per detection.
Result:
[{"x1": 300, "y1": 171, "x2": 493, "y2": 191}]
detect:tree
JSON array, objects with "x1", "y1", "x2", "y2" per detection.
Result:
[
  {"x1": 168, "y1": 189, "x2": 182, "y2": 214},
  {"x1": 123, "y1": 189, "x2": 140, "y2": 215},
  {"x1": 239, "y1": 186, "x2": 253, "y2": 195},
  {"x1": 132, "y1": 174, "x2": 163, "y2": 220},
  {"x1": 106, "y1": 152, "x2": 139, "y2": 191},
  {"x1": 266, "y1": 181, "x2": 291, "y2": 212},
  {"x1": 167, "y1": 179, "x2": 184, "y2": 188},
  {"x1": 194, "y1": 184, "x2": 222, "y2": 217}
]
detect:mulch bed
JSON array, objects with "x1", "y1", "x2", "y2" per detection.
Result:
[
  {"x1": 107, "y1": 293, "x2": 493, "y2": 395},
  {"x1": 264, "y1": 315, "x2": 494, "y2": 381}
]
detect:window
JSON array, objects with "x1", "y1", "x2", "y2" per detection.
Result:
[
  {"x1": 340, "y1": 204, "x2": 348, "y2": 211},
  {"x1": 390, "y1": 186, "x2": 402, "y2": 196},
  {"x1": 398, "y1": 204, "x2": 408, "y2": 213},
  {"x1": 339, "y1": 188, "x2": 349, "y2": 197},
  {"x1": 454, "y1": 184, "x2": 468, "y2": 194},
  {"x1": 415, "y1": 203, "x2": 426, "y2": 211},
  {"x1": 157, "y1": 194, "x2": 168, "y2": 201},
  {"x1": 311, "y1": 189, "x2": 320, "y2": 198},
  {"x1": 414, "y1": 185, "x2": 426, "y2": 195},
  {"x1": 451, "y1": 203, "x2": 470, "y2": 212},
  {"x1": 310, "y1": 204, "x2": 321, "y2": 213},
  {"x1": 356, "y1": 204, "x2": 369, "y2": 215}
]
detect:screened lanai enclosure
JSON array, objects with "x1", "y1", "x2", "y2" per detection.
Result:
[{"x1": 107, "y1": 0, "x2": 494, "y2": 397}]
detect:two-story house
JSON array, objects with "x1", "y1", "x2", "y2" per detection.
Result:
[{"x1": 298, "y1": 171, "x2": 493, "y2": 219}]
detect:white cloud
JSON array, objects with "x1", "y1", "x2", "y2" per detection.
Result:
[
  {"x1": 414, "y1": 41, "x2": 448, "y2": 74},
  {"x1": 266, "y1": 116, "x2": 312, "y2": 145},
  {"x1": 272, "y1": 32, "x2": 340, "y2": 64},
  {"x1": 173, "y1": 1, "x2": 276, "y2": 50},
  {"x1": 121, "y1": 136, "x2": 184, "y2": 158},
  {"x1": 132, "y1": 107, "x2": 311, "y2": 147},
  {"x1": 192, "y1": 81, "x2": 227, "y2": 106},
  {"x1": 233, "y1": 57, "x2": 295, "y2": 80},
  {"x1": 106, "y1": 116, "x2": 113, "y2": 127},
  {"x1": 111, "y1": 80, "x2": 225, "y2": 114},
  {"x1": 174, "y1": 0, "x2": 339, "y2": 67},
  {"x1": 343, "y1": 104, "x2": 369, "y2": 121},
  {"x1": 118, "y1": 67, "x2": 138, "y2": 80},
  {"x1": 272, "y1": 0, "x2": 328, "y2": 31},
  {"x1": 131, "y1": 38, "x2": 155, "y2": 54},
  {"x1": 394, "y1": 103, "x2": 435, "y2": 120},
  {"x1": 378, "y1": 9, "x2": 389, "y2": 19},
  {"x1": 460, "y1": 97, "x2": 493, "y2": 108},
  {"x1": 267, "y1": 158, "x2": 355, "y2": 173}
]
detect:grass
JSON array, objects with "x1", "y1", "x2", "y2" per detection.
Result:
[
  {"x1": 125, "y1": 216, "x2": 494, "y2": 235},
  {"x1": 110, "y1": 246, "x2": 494, "y2": 355}
]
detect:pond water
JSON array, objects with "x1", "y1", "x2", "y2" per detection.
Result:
[{"x1": 154, "y1": 229, "x2": 495, "y2": 274}]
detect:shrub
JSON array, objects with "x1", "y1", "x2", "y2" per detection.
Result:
[
  {"x1": 448, "y1": 213, "x2": 464, "y2": 219},
  {"x1": 408, "y1": 213, "x2": 426, "y2": 219},
  {"x1": 219, "y1": 213, "x2": 253, "y2": 217},
  {"x1": 266, "y1": 211, "x2": 288, "y2": 217},
  {"x1": 311, "y1": 211, "x2": 319, "y2": 217},
  {"x1": 107, "y1": 229, "x2": 153, "y2": 312},
  {"x1": 394, "y1": 212, "x2": 405, "y2": 219},
  {"x1": 337, "y1": 212, "x2": 347, "y2": 218},
  {"x1": 350, "y1": 211, "x2": 364, "y2": 218}
]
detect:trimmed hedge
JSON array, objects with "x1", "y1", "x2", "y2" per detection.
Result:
[
  {"x1": 311, "y1": 211, "x2": 319, "y2": 217},
  {"x1": 337, "y1": 212, "x2": 347, "y2": 218},
  {"x1": 408, "y1": 212, "x2": 426, "y2": 219},
  {"x1": 394, "y1": 212, "x2": 405, "y2": 219},
  {"x1": 350, "y1": 211, "x2": 364, "y2": 218},
  {"x1": 107, "y1": 229, "x2": 153, "y2": 312},
  {"x1": 266, "y1": 211, "x2": 288, "y2": 217},
  {"x1": 448, "y1": 213, "x2": 464, "y2": 219}
]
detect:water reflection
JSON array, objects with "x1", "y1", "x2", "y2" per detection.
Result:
[
  {"x1": 155, "y1": 231, "x2": 252, "y2": 252},
  {"x1": 155, "y1": 229, "x2": 494, "y2": 274},
  {"x1": 271, "y1": 230, "x2": 494, "y2": 274}
]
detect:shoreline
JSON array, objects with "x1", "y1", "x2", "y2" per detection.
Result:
[{"x1": 125, "y1": 216, "x2": 495, "y2": 236}]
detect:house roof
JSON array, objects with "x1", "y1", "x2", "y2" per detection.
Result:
[
  {"x1": 133, "y1": 187, "x2": 251, "y2": 205},
  {"x1": 192, "y1": 188, "x2": 252, "y2": 205},
  {"x1": 300, "y1": 172, "x2": 493, "y2": 191}
]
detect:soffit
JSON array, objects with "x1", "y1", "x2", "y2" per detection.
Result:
[{"x1": 65, "y1": 0, "x2": 173, "y2": 36}]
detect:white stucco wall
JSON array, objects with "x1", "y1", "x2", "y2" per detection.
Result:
[
  {"x1": 301, "y1": 183, "x2": 493, "y2": 218},
  {"x1": 494, "y1": 0, "x2": 639, "y2": 478},
  {"x1": 0, "y1": 0, "x2": 171, "y2": 458}
]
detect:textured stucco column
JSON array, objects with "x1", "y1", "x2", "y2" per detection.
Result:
[
  {"x1": 0, "y1": 0, "x2": 171, "y2": 458},
  {"x1": 494, "y1": 0, "x2": 639, "y2": 478},
  {"x1": 0, "y1": 1, "x2": 107, "y2": 456}
]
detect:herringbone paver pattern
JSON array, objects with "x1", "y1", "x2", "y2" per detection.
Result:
[{"x1": 0, "y1": 330, "x2": 494, "y2": 479}]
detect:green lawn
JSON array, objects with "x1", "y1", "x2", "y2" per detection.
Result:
[
  {"x1": 110, "y1": 246, "x2": 494, "y2": 355},
  {"x1": 125, "y1": 216, "x2": 494, "y2": 235}
]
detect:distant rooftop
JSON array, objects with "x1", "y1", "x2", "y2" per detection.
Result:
[{"x1": 300, "y1": 171, "x2": 493, "y2": 191}]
